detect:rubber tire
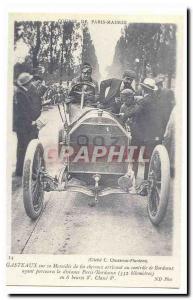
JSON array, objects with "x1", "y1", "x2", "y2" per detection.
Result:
[
  {"x1": 22, "y1": 139, "x2": 45, "y2": 220},
  {"x1": 147, "y1": 145, "x2": 170, "y2": 226}
]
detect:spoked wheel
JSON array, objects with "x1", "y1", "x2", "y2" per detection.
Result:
[
  {"x1": 23, "y1": 139, "x2": 45, "y2": 220},
  {"x1": 147, "y1": 145, "x2": 170, "y2": 225}
]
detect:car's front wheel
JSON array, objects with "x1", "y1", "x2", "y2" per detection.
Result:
[
  {"x1": 147, "y1": 145, "x2": 170, "y2": 225},
  {"x1": 23, "y1": 139, "x2": 45, "y2": 220}
]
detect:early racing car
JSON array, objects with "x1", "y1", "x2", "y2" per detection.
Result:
[{"x1": 22, "y1": 82, "x2": 170, "y2": 225}]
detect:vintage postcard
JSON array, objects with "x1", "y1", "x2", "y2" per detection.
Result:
[{"x1": 6, "y1": 11, "x2": 187, "y2": 292}]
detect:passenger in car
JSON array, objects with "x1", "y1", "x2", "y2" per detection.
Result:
[
  {"x1": 119, "y1": 88, "x2": 136, "y2": 123},
  {"x1": 99, "y1": 70, "x2": 136, "y2": 113}
]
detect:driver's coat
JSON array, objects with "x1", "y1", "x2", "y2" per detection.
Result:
[{"x1": 69, "y1": 76, "x2": 99, "y2": 123}]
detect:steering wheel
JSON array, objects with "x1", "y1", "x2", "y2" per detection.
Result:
[{"x1": 69, "y1": 82, "x2": 96, "y2": 109}]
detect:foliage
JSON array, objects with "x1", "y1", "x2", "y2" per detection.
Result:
[
  {"x1": 81, "y1": 23, "x2": 100, "y2": 80},
  {"x1": 14, "y1": 20, "x2": 100, "y2": 82},
  {"x1": 108, "y1": 23, "x2": 176, "y2": 87}
]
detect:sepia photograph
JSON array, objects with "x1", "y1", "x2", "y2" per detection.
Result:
[
  {"x1": 5, "y1": 11, "x2": 187, "y2": 290},
  {"x1": 10, "y1": 17, "x2": 177, "y2": 256}
]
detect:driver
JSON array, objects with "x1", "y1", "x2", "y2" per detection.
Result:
[{"x1": 69, "y1": 62, "x2": 99, "y2": 104}]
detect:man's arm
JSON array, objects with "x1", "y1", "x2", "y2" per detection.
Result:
[
  {"x1": 70, "y1": 78, "x2": 77, "y2": 86},
  {"x1": 126, "y1": 96, "x2": 150, "y2": 117},
  {"x1": 68, "y1": 78, "x2": 80, "y2": 101},
  {"x1": 94, "y1": 81, "x2": 99, "y2": 95}
]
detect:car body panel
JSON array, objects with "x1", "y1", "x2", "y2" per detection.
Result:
[{"x1": 64, "y1": 107, "x2": 131, "y2": 175}]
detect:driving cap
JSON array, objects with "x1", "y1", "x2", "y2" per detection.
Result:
[
  {"x1": 17, "y1": 72, "x2": 33, "y2": 86},
  {"x1": 81, "y1": 62, "x2": 92, "y2": 72},
  {"x1": 123, "y1": 70, "x2": 136, "y2": 79},
  {"x1": 140, "y1": 78, "x2": 158, "y2": 91},
  {"x1": 120, "y1": 88, "x2": 135, "y2": 96}
]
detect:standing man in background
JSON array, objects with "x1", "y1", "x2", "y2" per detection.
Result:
[
  {"x1": 155, "y1": 76, "x2": 175, "y2": 133},
  {"x1": 13, "y1": 72, "x2": 42, "y2": 177},
  {"x1": 126, "y1": 78, "x2": 163, "y2": 181}
]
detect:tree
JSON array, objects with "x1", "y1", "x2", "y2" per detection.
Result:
[
  {"x1": 14, "y1": 21, "x2": 24, "y2": 46},
  {"x1": 157, "y1": 24, "x2": 176, "y2": 87},
  {"x1": 108, "y1": 23, "x2": 176, "y2": 87},
  {"x1": 13, "y1": 20, "x2": 100, "y2": 83},
  {"x1": 60, "y1": 21, "x2": 75, "y2": 82},
  {"x1": 81, "y1": 24, "x2": 100, "y2": 80},
  {"x1": 32, "y1": 21, "x2": 41, "y2": 68},
  {"x1": 49, "y1": 21, "x2": 54, "y2": 74},
  {"x1": 19, "y1": 21, "x2": 42, "y2": 69}
]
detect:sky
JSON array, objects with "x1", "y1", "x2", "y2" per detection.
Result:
[{"x1": 89, "y1": 23, "x2": 124, "y2": 79}]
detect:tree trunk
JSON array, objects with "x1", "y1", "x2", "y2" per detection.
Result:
[
  {"x1": 60, "y1": 24, "x2": 65, "y2": 84},
  {"x1": 141, "y1": 58, "x2": 147, "y2": 81},
  {"x1": 32, "y1": 21, "x2": 41, "y2": 69},
  {"x1": 49, "y1": 22, "x2": 54, "y2": 74}
]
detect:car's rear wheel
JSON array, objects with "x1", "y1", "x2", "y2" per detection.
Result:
[
  {"x1": 23, "y1": 139, "x2": 45, "y2": 220},
  {"x1": 147, "y1": 145, "x2": 170, "y2": 225}
]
